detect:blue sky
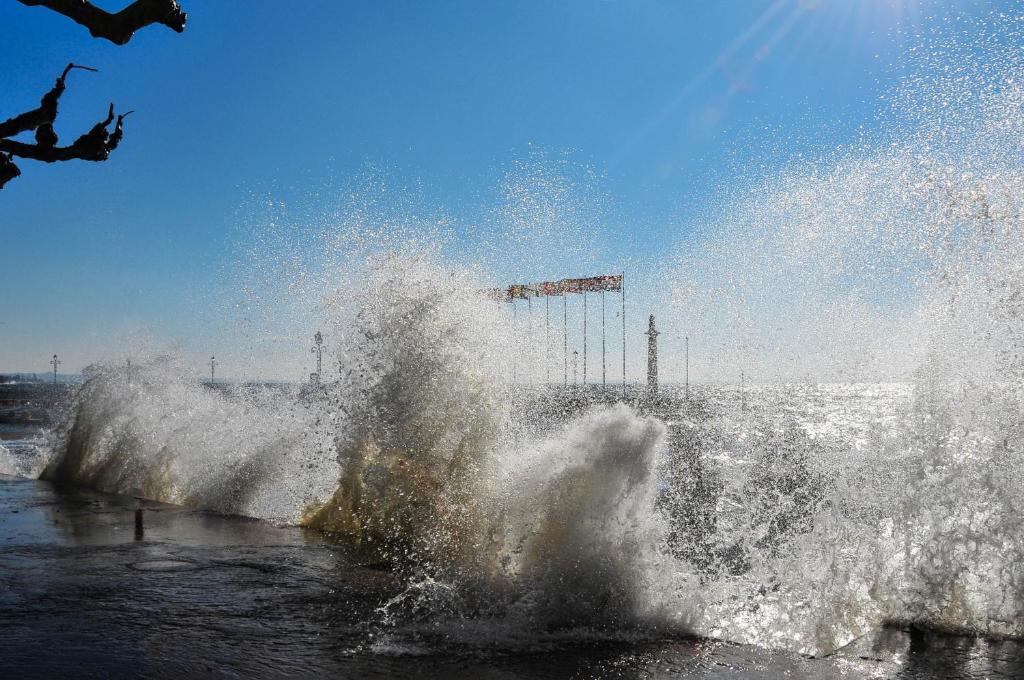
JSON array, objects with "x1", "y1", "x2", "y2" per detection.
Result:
[{"x1": 0, "y1": 0, "x2": 1011, "y2": 376}]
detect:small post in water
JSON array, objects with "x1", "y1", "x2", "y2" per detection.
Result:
[{"x1": 134, "y1": 499, "x2": 144, "y2": 540}]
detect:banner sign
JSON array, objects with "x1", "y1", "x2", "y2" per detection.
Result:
[{"x1": 485, "y1": 274, "x2": 622, "y2": 302}]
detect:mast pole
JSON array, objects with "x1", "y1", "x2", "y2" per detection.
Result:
[
  {"x1": 601, "y1": 289, "x2": 606, "y2": 390},
  {"x1": 583, "y1": 292, "x2": 587, "y2": 386},
  {"x1": 512, "y1": 302, "x2": 517, "y2": 385},
  {"x1": 527, "y1": 296, "x2": 533, "y2": 387},
  {"x1": 621, "y1": 273, "x2": 626, "y2": 398},
  {"x1": 563, "y1": 293, "x2": 568, "y2": 387},
  {"x1": 545, "y1": 295, "x2": 550, "y2": 383}
]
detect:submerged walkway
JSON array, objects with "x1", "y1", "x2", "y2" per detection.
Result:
[{"x1": 0, "y1": 475, "x2": 1021, "y2": 679}]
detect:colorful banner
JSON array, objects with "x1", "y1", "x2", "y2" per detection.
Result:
[
  {"x1": 560, "y1": 274, "x2": 623, "y2": 293},
  {"x1": 483, "y1": 274, "x2": 622, "y2": 302}
]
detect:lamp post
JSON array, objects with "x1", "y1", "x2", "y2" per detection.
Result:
[
  {"x1": 311, "y1": 331, "x2": 323, "y2": 382},
  {"x1": 126, "y1": 358, "x2": 132, "y2": 385},
  {"x1": 740, "y1": 369, "x2": 746, "y2": 411},
  {"x1": 209, "y1": 356, "x2": 217, "y2": 384},
  {"x1": 50, "y1": 354, "x2": 61, "y2": 384},
  {"x1": 645, "y1": 315, "x2": 659, "y2": 397}
]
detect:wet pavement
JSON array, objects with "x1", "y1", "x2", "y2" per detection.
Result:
[{"x1": 1, "y1": 474, "x2": 1022, "y2": 679}]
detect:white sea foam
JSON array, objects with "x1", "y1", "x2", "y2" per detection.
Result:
[{"x1": 0, "y1": 437, "x2": 51, "y2": 479}]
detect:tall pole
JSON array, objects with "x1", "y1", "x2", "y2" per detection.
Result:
[
  {"x1": 50, "y1": 354, "x2": 60, "y2": 384},
  {"x1": 545, "y1": 296, "x2": 550, "y2": 383},
  {"x1": 685, "y1": 336, "x2": 690, "y2": 401},
  {"x1": 563, "y1": 294, "x2": 568, "y2": 387},
  {"x1": 621, "y1": 273, "x2": 626, "y2": 398},
  {"x1": 209, "y1": 356, "x2": 217, "y2": 384},
  {"x1": 512, "y1": 302, "x2": 517, "y2": 385},
  {"x1": 601, "y1": 289, "x2": 606, "y2": 390},
  {"x1": 573, "y1": 350, "x2": 578, "y2": 386},
  {"x1": 583, "y1": 292, "x2": 587, "y2": 386},
  {"x1": 126, "y1": 358, "x2": 132, "y2": 386},
  {"x1": 527, "y1": 296, "x2": 533, "y2": 387}
]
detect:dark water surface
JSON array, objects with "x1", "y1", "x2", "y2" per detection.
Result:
[{"x1": 1, "y1": 475, "x2": 1021, "y2": 679}]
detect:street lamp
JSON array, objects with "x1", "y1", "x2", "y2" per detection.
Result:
[
  {"x1": 311, "y1": 331, "x2": 323, "y2": 380},
  {"x1": 209, "y1": 356, "x2": 217, "y2": 384},
  {"x1": 50, "y1": 354, "x2": 61, "y2": 384}
]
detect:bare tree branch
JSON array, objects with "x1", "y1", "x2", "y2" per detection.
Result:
[
  {"x1": 0, "y1": 65, "x2": 129, "y2": 189},
  {"x1": 0, "y1": 154, "x2": 20, "y2": 187},
  {"x1": 1, "y1": 105, "x2": 131, "y2": 162},
  {"x1": 17, "y1": 0, "x2": 187, "y2": 45},
  {"x1": 4, "y1": 2, "x2": 187, "y2": 189}
]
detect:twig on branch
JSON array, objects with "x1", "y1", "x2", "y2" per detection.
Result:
[
  {"x1": 0, "y1": 63, "x2": 96, "y2": 140},
  {"x1": 18, "y1": 0, "x2": 187, "y2": 45},
  {"x1": 0, "y1": 64, "x2": 130, "y2": 189}
]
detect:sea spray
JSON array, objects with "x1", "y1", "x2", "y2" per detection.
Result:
[
  {"x1": 304, "y1": 251, "x2": 510, "y2": 572},
  {"x1": 659, "y1": 16, "x2": 1024, "y2": 654},
  {"x1": 0, "y1": 439, "x2": 49, "y2": 479},
  {"x1": 369, "y1": 403, "x2": 675, "y2": 651},
  {"x1": 42, "y1": 248, "x2": 679, "y2": 646},
  {"x1": 489, "y1": 404, "x2": 668, "y2": 630},
  {"x1": 45, "y1": 355, "x2": 339, "y2": 522},
  {"x1": 302, "y1": 253, "x2": 677, "y2": 636},
  {"x1": 36, "y1": 12, "x2": 1024, "y2": 658}
]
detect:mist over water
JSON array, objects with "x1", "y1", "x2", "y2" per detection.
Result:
[
  {"x1": 34, "y1": 15, "x2": 1024, "y2": 658},
  {"x1": 659, "y1": 16, "x2": 1024, "y2": 652}
]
